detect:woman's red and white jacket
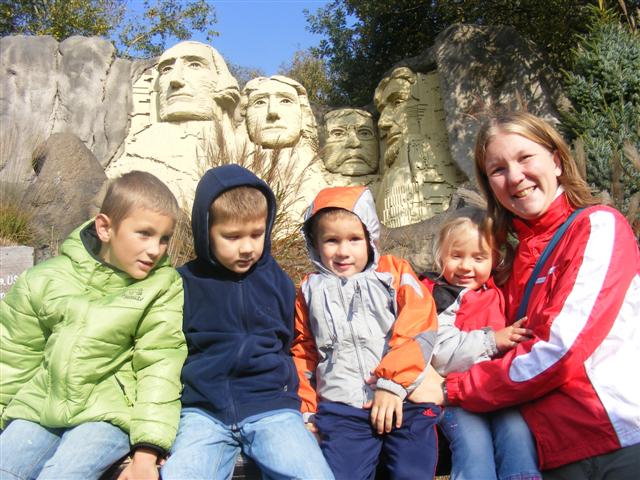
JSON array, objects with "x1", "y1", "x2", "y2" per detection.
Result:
[{"x1": 444, "y1": 194, "x2": 640, "y2": 469}]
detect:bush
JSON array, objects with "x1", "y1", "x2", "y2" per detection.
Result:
[
  {"x1": 561, "y1": 4, "x2": 640, "y2": 229},
  {"x1": 0, "y1": 183, "x2": 34, "y2": 246}
]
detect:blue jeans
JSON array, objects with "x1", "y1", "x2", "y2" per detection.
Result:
[
  {"x1": 0, "y1": 419, "x2": 130, "y2": 480},
  {"x1": 161, "y1": 408, "x2": 334, "y2": 480},
  {"x1": 440, "y1": 406, "x2": 541, "y2": 480}
]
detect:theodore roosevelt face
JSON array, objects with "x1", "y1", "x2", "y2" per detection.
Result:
[{"x1": 323, "y1": 109, "x2": 379, "y2": 176}]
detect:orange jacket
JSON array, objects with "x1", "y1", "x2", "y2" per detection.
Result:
[{"x1": 292, "y1": 186, "x2": 438, "y2": 415}]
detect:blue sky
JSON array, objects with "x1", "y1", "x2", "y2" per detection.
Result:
[{"x1": 193, "y1": 0, "x2": 331, "y2": 75}]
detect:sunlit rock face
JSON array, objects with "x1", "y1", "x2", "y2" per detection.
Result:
[{"x1": 322, "y1": 108, "x2": 379, "y2": 177}]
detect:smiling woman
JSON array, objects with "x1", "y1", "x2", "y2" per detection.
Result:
[{"x1": 411, "y1": 112, "x2": 640, "y2": 478}]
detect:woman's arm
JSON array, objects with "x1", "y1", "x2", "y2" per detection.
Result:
[{"x1": 446, "y1": 209, "x2": 640, "y2": 411}]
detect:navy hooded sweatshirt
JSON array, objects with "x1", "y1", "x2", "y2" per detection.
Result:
[{"x1": 178, "y1": 164, "x2": 300, "y2": 424}]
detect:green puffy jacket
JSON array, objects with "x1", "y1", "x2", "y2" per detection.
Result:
[{"x1": 0, "y1": 221, "x2": 187, "y2": 452}]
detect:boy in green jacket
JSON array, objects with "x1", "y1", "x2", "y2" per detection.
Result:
[{"x1": 0, "y1": 171, "x2": 187, "y2": 480}]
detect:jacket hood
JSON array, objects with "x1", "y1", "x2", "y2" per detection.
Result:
[
  {"x1": 191, "y1": 164, "x2": 276, "y2": 271},
  {"x1": 302, "y1": 186, "x2": 380, "y2": 275}
]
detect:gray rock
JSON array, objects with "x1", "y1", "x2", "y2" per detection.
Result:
[
  {"x1": 0, "y1": 35, "x2": 132, "y2": 184},
  {"x1": 24, "y1": 133, "x2": 107, "y2": 262},
  {"x1": 389, "y1": 24, "x2": 564, "y2": 180},
  {"x1": 433, "y1": 24, "x2": 563, "y2": 179}
]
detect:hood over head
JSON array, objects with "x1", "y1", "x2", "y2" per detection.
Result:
[
  {"x1": 191, "y1": 164, "x2": 276, "y2": 271},
  {"x1": 302, "y1": 186, "x2": 380, "y2": 275}
]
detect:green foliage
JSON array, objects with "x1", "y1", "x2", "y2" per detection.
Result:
[
  {"x1": 0, "y1": 0, "x2": 121, "y2": 39},
  {"x1": 278, "y1": 49, "x2": 332, "y2": 104},
  {"x1": 305, "y1": 0, "x2": 605, "y2": 105},
  {"x1": 117, "y1": 0, "x2": 217, "y2": 58},
  {"x1": 228, "y1": 62, "x2": 265, "y2": 90},
  {"x1": 0, "y1": 0, "x2": 217, "y2": 59},
  {"x1": 561, "y1": 4, "x2": 640, "y2": 218}
]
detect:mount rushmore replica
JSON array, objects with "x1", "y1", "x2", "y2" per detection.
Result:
[{"x1": 0, "y1": 24, "x2": 564, "y2": 268}]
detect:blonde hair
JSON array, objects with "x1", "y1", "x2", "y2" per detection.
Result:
[
  {"x1": 100, "y1": 171, "x2": 179, "y2": 228},
  {"x1": 209, "y1": 186, "x2": 268, "y2": 225},
  {"x1": 474, "y1": 112, "x2": 599, "y2": 276},
  {"x1": 434, "y1": 207, "x2": 498, "y2": 273}
]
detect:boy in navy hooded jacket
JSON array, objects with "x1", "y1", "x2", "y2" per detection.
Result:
[{"x1": 162, "y1": 165, "x2": 333, "y2": 479}]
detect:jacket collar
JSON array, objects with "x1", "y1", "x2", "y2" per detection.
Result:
[{"x1": 512, "y1": 190, "x2": 573, "y2": 242}]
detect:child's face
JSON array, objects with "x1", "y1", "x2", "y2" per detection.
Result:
[
  {"x1": 315, "y1": 213, "x2": 369, "y2": 278},
  {"x1": 441, "y1": 226, "x2": 492, "y2": 291},
  {"x1": 209, "y1": 216, "x2": 266, "y2": 274},
  {"x1": 97, "y1": 208, "x2": 175, "y2": 279}
]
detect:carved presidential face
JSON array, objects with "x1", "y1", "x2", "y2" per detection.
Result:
[
  {"x1": 376, "y1": 74, "x2": 414, "y2": 167},
  {"x1": 157, "y1": 42, "x2": 218, "y2": 121},
  {"x1": 245, "y1": 79, "x2": 303, "y2": 149},
  {"x1": 323, "y1": 110, "x2": 379, "y2": 176}
]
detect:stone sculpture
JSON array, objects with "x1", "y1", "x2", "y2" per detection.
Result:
[
  {"x1": 157, "y1": 41, "x2": 239, "y2": 123},
  {"x1": 239, "y1": 75, "x2": 321, "y2": 222},
  {"x1": 374, "y1": 67, "x2": 466, "y2": 227},
  {"x1": 241, "y1": 75, "x2": 317, "y2": 150},
  {"x1": 105, "y1": 40, "x2": 241, "y2": 206},
  {"x1": 322, "y1": 109, "x2": 379, "y2": 176}
]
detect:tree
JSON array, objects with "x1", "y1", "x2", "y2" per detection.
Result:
[
  {"x1": 304, "y1": 0, "x2": 621, "y2": 106},
  {"x1": 228, "y1": 62, "x2": 265, "y2": 90},
  {"x1": 0, "y1": 0, "x2": 217, "y2": 58},
  {"x1": 278, "y1": 49, "x2": 332, "y2": 104},
  {"x1": 561, "y1": 2, "x2": 640, "y2": 228}
]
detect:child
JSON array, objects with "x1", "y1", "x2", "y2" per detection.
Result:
[
  {"x1": 161, "y1": 164, "x2": 333, "y2": 479},
  {"x1": 0, "y1": 171, "x2": 187, "y2": 480},
  {"x1": 292, "y1": 185, "x2": 441, "y2": 479},
  {"x1": 423, "y1": 206, "x2": 541, "y2": 480}
]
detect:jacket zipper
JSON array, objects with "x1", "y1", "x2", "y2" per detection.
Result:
[{"x1": 338, "y1": 281, "x2": 368, "y2": 404}]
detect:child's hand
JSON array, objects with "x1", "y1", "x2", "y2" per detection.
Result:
[
  {"x1": 368, "y1": 389, "x2": 403, "y2": 435},
  {"x1": 305, "y1": 421, "x2": 321, "y2": 443},
  {"x1": 117, "y1": 448, "x2": 159, "y2": 480},
  {"x1": 495, "y1": 317, "x2": 534, "y2": 353}
]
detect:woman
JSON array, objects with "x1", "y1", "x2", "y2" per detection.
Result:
[{"x1": 412, "y1": 112, "x2": 640, "y2": 478}]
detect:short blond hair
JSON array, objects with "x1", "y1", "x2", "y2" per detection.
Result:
[
  {"x1": 100, "y1": 171, "x2": 179, "y2": 228},
  {"x1": 434, "y1": 207, "x2": 497, "y2": 272},
  {"x1": 209, "y1": 186, "x2": 268, "y2": 225}
]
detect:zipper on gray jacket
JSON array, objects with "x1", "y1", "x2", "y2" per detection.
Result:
[{"x1": 338, "y1": 281, "x2": 367, "y2": 404}]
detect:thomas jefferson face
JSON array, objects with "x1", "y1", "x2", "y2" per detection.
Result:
[
  {"x1": 376, "y1": 75, "x2": 413, "y2": 167},
  {"x1": 157, "y1": 42, "x2": 218, "y2": 121},
  {"x1": 323, "y1": 110, "x2": 379, "y2": 176},
  {"x1": 245, "y1": 79, "x2": 303, "y2": 149}
]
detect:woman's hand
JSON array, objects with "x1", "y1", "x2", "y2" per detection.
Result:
[
  {"x1": 407, "y1": 365, "x2": 445, "y2": 405},
  {"x1": 495, "y1": 317, "x2": 534, "y2": 353}
]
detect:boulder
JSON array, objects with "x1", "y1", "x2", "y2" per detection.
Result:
[{"x1": 23, "y1": 133, "x2": 107, "y2": 261}]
